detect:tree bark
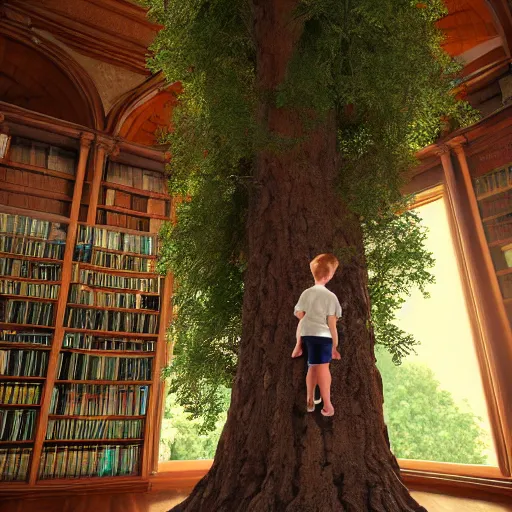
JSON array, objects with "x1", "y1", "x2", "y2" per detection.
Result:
[{"x1": 170, "y1": 1, "x2": 427, "y2": 510}]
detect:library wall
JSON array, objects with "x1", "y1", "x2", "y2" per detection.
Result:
[
  {"x1": 463, "y1": 126, "x2": 512, "y2": 329},
  {"x1": 0, "y1": 118, "x2": 172, "y2": 486}
]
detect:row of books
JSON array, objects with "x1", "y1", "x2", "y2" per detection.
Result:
[
  {"x1": 77, "y1": 225, "x2": 156, "y2": 255},
  {"x1": 39, "y1": 443, "x2": 141, "y2": 479},
  {"x1": 96, "y1": 211, "x2": 152, "y2": 233},
  {"x1": 74, "y1": 247, "x2": 155, "y2": 273},
  {"x1": 46, "y1": 418, "x2": 144, "y2": 440},
  {"x1": 0, "y1": 190, "x2": 70, "y2": 218},
  {"x1": 57, "y1": 353, "x2": 152, "y2": 381},
  {"x1": 0, "y1": 383, "x2": 42, "y2": 405},
  {"x1": 0, "y1": 447, "x2": 31, "y2": 481},
  {"x1": 0, "y1": 280, "x2": 60, "y2": 299},
  {"x1": 10, "y1": 137, "x2": 76, "y2": 175},
  {"x1": 0, "y1": 236, "x2": 66, "y2": 260},
  {"x1": 0, "y1": 213, "x2": 66, "y2": 240},
  {"x1": 0, "y1": 409, "x2": 36, "y2": 441},
  {"x1": 0, "y1": 349, "x2": 49, "y2": 377},
  {"x1": 90, "y1": 251, "x2": 155, "y2": 272},
  {"x1": 50, "y1": 384, "x2": 149, "y2": 416},
  {"x1": 484, "y1": 216, "x2": 512, "y2": 243},
  {"x1": 479, "y1": 191, "x2": 512, "y2": 219},
  {"x1": 62, "y1": 333, "x2": 155, "y2": 352},
  {"x1": 106, "y1": 162, "x2": 167, "y2": 195},
  {"x1": 498, "y1": 274, "x2": 512, "y2": 299},
  {"x1": 0, "y1": 299, "x2": 54, "y2": 326},
  {"x1": 103, "y1": 189, "x2": 149, "y2": 212},
  {"x1": 474, "y1": 166, "x2": 512, "y2": 198},
  {"x1": 0, "y1": 258, "x2": 62, "y2": 280},
  {"x1": 72, "y1": 267, "x2": 160, "y2": 293},
  {"x1": 0, "y1": 330, "x2": 53, "y2": 346},
  {"x1": 64, "y1": 308, "x2": 159, "y2": 334},
  {"x1": 68, "y1": 284, "x2": 159, "y2": 310}
]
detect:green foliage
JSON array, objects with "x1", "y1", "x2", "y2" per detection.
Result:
[
  {"x1": 365, "y1": 204, "x2": 435, "y2": 363},
  {"x1": 162, "y1": 354, "x2": 489, "y2": 465},
  {"x1": 159, "y1": 390, "x2": 229, "y2": 461},
  {"x1": 145, "y1": 0, "x2": 479, "y2": 429},
  {"x1": 376, "y1": 348, "x2": 489, "y2": 464}
]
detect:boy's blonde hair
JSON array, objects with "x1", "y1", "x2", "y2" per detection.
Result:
[{"x1": 310, "y1": 253, "x2": 339, "y2": 281}]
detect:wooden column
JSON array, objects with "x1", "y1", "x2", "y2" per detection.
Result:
[
  {"x1": 440, "y1": 144, "x2": 512, "y2": 476},
  {"x1": 143, "y1": 272, "x2": 173, "y2": 478},
  {"x1": 87, "y1": 139, "x2": 118, "y2": 225},
  {"x1": 451, "y1": 142, "x2": 512, "y2": 475},
  {"x1": 29, "y1": 132, "x2": 94, "y2": 484}
]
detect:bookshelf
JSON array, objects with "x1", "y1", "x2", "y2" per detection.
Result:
[
  {"x1": 0, "y1": 131, "x2": 172, "y2": 488},
  {"x1": 473, "y1": 164, "x2": 512, "y2": 327}
]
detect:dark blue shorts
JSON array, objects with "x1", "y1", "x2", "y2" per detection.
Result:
[{"x1": 302, "y1": 336, "x2": 332, "y2": 365}]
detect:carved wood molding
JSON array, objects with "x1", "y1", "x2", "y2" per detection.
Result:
[{"x1": 2, "y1": 0, "x2": 160, "y2": 74}]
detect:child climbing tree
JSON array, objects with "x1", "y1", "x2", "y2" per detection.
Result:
[{"x1": 145, "y1": 0, "x2": 477, "y2": 510}]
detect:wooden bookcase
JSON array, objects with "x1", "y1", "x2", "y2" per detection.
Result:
[
  {"x1": 0, "y1": 127, "x2": 172, "y2": 489},
  {"x1": 473, "y1": 163, "x2": 512, "y2": 327}
]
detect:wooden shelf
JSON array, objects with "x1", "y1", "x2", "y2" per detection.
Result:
[
  {"x1": 488, "y1": 236, "x2": 512, "y2": 248},
  {"x1": 101, "y1": 181, "x2": 170, "y2": 200},
  {"x1": 0, "y1": 181, "x2": 72, "y2": 204},
  {"x1": 97, "y1": 204, "x2": 168, "y2": 221},
  {"x1": 55, "y1": 380, "x2": 152, "y2": 385},
  {"x1": 0, "y1": 205, "x2": 70, "y2": 225},
  {"x1": 77, "y1": 263, "x2": 158, "y2": 278},
  {"x1": 0, "y1": 295, "x2": 58, "y2": 303},
  {"x1": 0, "y1": 323, "x2": 55, "y2": 330},
  {"x1": 63, "y1": 328, "x2": 158, "y2": 339},
  {"x1": 0, "y1": 440, "x2": 34, "y2": 445},
  {"x1": 66, "y1": 303, "x2": 159, "y2": 315},
  {"x1": 70, "y1": 283, "x2": 160, "y2": 296},
  {"x1": 496, "y1": 267, "x2": 512, "y2": 277},
  {"x1": 476, "y1": 183, "x2": 512, "y2": 201},
  {"x1": 482, "y1": 210, "x2": 512, "y2": 223},
  {"x1": 60, "y1": 348, "x2": 154, "y2": 356},
  {"x1": 44, "y1": 438, "x2": 144, "y2": 444},
  {"x1": 0, "y1": 376, "x2": 46, "y2": 382},
  {"x1": 1, "y1": 160, "x2": 76, "y2": 182},
  {"x1": 0, "y1": 252, "x2": 63, "y2": 264},
  {"x1": 89, "y1": 223, "x2": 156, "y2": 237},
  {"x1": 0, "y1": 403, "x2": 40, "y2": 408},
  {"x1": 0, "y1": 277, "x2": 61, "y2": 285},
  {"x1": 48, "y1": 415, "x2": 146, "y2": 420},
  {"x1": 0, "y1": 342, "x2": 51, "y2": 350},
  {"x1": 0, "y1": 233, "x2": 67, "y2": 243},
  {"x1": 90, "y1": 246, "x2": 157, "y2": 259}
]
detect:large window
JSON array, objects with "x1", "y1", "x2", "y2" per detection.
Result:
[
  {"x1": 376, "y1": 196, "x2": 498, "y2": 467},
  {"x1": 158, "y1": 195, "x2": 499, "y2": 471}
]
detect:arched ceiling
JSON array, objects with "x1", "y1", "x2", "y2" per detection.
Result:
[
  {"x1": 0, "y1": 35, "x2": 97, "y2": 127},
  {"x1": 114, "y1": 81, "x2": 182, "y2": 146},
  {"x1": 440, "y1": 0, "x2": 499, "y2": 57},
  {"x1": 439, "y1": 0, "x2": 512, "y2": 78}
]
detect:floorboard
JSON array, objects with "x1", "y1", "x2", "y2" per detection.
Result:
[{"x1": 1, "y1": 489, "x2": 511, "y2": 512}]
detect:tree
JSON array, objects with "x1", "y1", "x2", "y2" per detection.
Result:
[
  {"x1": 376, "y1": 349, "x2": 488, "y2": 464},
  {"x1": 159, "y1": 392, "x2": 228, "y2": 461},
  {"x1": 145, "y1": 0, "x2": 476, "y2": 510}
]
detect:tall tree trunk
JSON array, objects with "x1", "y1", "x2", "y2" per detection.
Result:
[{"x1": 170, "y1": 1, "x2": 427, "y2": 510}]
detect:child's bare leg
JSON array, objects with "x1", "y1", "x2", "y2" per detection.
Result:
[
  {"x1": 306, "y1": 365, "x2": 317, "y2": 408},
  {"x1": 317, "y1": 363, "x2": 333, "y2": 413}
]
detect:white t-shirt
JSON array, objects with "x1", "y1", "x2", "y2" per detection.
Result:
[{"x1": 294, "y1": 284, "x2": 342, "y2": 337}]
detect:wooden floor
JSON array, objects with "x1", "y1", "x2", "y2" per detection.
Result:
[{"x1": 1, "y1": 489, "x2": 511, "y2": 512}]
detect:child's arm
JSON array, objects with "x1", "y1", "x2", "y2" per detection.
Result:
[
  {"x1": 328, "y1": 315, "x2": 341, "y2": 360},
  {"x1": 291, "y1": 312, "x2": 305, "y2": 358}
]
